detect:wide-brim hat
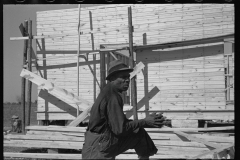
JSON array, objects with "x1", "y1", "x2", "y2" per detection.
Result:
[{"x1": 106, "y1": 60, "x2": 133, "y2": 80}]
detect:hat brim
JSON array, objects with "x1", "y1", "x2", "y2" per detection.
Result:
[{"x1": 106, "y1": 68, "x2": 133, "y2": 80}]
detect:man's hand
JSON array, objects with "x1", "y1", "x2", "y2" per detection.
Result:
[{"x1": 143, "y1": 112, "x2": 167, "y2": 128}]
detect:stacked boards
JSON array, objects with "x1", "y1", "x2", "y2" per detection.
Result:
[
  {"x1": 4, "y1": 126, "x2": 234, "y2": 159},
  {"x1": 36, "y1": 4, "x2": 234, "y2": 121}
]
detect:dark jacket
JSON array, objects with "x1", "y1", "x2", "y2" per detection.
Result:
[
  {"x1": 87, "y1": 82, "x2": 145, "y2": 136},
  {"x1": 82, "y1": 83, "x2": 158, "y2": 159}
]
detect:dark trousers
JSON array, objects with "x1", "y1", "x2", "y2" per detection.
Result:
[{"x1": 82, "y1": 128, "x2": 158, "y2": 159}]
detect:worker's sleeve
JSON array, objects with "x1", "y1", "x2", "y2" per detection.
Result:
[{"x1": 107, "y1": 94, "x2": 146, "y2": 136}]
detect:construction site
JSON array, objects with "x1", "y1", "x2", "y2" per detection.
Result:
[{"x1": 4, "y1": 4, "x2": 234, "y2": 159}]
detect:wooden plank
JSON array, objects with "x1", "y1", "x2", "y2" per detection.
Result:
[
  {"x1": 135, "y1": 34, "x2": 233, "y2": 51},
  {"x1": 188, "y1": 144, "x2": 234, "y2": 159},
  {"x1": 173, "y1": 131, "x2": 232, "y2": 148},
  {"x1": 116, "y1": 154, "x2": 210, "y2": 159},
  {"x1": 130, "y1": 61, "x2": 145, "y2": 79},
  {"x1": 4, "y1": 134, "x2": 84, "y2": 141},
  {"x1": 4, "y1": 153, "x2": 84, "y2": 160},
  {"x1": 127, "y1": 112, "x2": 234, "y2": 120},
  {"x1": 25, "y1": 125, "x2": 86, "y2": 132},
  {"x1": 26, "y1": 130, "x2": 85, "y2": 136},
  {"x1": 3, "y1": 152, "x2": 210, "y2": 159},
  {"x1": 4, "y1": 140, "x2": 83, "y2": 149},
  {"x1": 172, "y1": 120, "x2": 198, "y2": 128},
  {"x1": 36, "y1": 111, "x2": 234, "y2": 121},
  {"x1": 27, "y1": 126, "x2": 234, "y2": 133},
  {"x1": 27, "y1": 20, "x2": 33, "y2": 127},
  {"x1": 20, "y1": 69, "x2": 93, "y2": 111},
  {"x1": 125, "y1": 147, "x2": 210, "y2": 155},
  {"x1": 149, "y1": 133, "x2": 234, "y2": 143},
  {"x1": 21, "y1": 20, "x2": 28, "y2": 134}
]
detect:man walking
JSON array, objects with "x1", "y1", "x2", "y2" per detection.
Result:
[{"x1": 82, "y1": 60, "x2": 166, "y2": 159}]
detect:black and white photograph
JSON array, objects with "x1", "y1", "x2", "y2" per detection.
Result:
[{"x1": 3, "y1": 2, "x2": 234, "y2": 159}]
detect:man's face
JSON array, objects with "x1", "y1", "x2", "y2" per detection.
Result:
[{"x1": 112, "y1": 71, "x2": 130, "y2": 92}]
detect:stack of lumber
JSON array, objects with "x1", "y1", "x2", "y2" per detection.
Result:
[{"x1": 4, "y1": 125, "x2": 234, "y2": 159}]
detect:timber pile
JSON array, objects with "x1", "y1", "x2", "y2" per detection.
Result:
[{"x1": 4, "y1": 125, "x2": 234, "y2": 159}]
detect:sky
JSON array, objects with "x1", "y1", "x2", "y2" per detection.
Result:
[{"x1": 3, "y1": 4, "x2": 107, "y2": 103}]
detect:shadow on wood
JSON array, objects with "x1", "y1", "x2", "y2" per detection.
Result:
[{"x1": 38, "y1": 89, "x2": 77, "y2": 117}]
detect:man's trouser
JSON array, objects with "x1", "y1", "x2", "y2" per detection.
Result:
[{"x1": 82, "y1": 127, "x2": 158, "y2": 159}]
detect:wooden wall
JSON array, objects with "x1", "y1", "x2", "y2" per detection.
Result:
[
  {"x1": 35, "y1": 4, "x2": 234, "y2": 121},
  {"x1": 125, "y1": 43, "x2": 233, "y2": 120}
]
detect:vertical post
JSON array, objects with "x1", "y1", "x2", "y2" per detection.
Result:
[
  {"x1": 128, "y1": 7, "x2": 138, "y2": 120},
  {"x1": 224, "y1": 41, "x2": 232, "y2": 101},
  {"x1": 89, "y1": 11, "x2": 96, "y2": 101},
  {"x1": 232, "y1": 51, "x2": 234, "y2": 100},
  {"x1": 21, "y1": 20, "x2": 28, "y2": 133},
  {"x1": 100, "y1": 51, "x2": 106, "y2": 90},
  {"x1": 27, "y1": 19, "x2": 32, "y2": 126},
  {"x1": 76, "y1": 4, "x2": 81, "y2": 117}
]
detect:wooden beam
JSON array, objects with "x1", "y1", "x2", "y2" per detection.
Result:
[
  {"x1": 89, "y1": 10, "x2": 97, "y2": 102},
  {"x1": 224, "y1": 38, "x2": 234, "y2": 43},
  {"x1": 174, "y1": 131, "x2": 227, "y2": 149},
  {"x1": 128, "y1": 6, "x2": 138, "y2": 120},
  {"x1": 68, "y1": 106, "x2": 91, "y2": 126},
  {"x1": 20, "y1": 69, "x2": 93, "y2": 111},
  {"x1": 64, "y1": 125, "x2": 233, "y2": 132},
  {"x1": 232, "y1": 52, "x2": 234, "y2": 99},
  {"x1": 21, "y1": 20, "x2": 28, "y2": 134},
  {"x1": 4, "y1": 153, "x2": 83, "y2": 159},
  {"x1": 4, "y1": 140, "x2": 83, "y2": 149},
  {"x1": 100, "y1": 43, "x2": 131, "y2": 50},
  {"x1": 147, "y1": 126, "x2": 234, "y2": 132},
  {"x1": 188, "y1": 144, "x2": 234, "y2": 159},
  {"x1": 37, "y1": 50, "x2": 99, "y2": 55},
  {"x1": 134, "y1": 33, "x2": 234, "y2": 51},
  {"x1": 224, "y1": 41, "x2": 233, "y2": 101},
  {"x1": 4, "y1": 134, "x2": 84, "y2": 141},
  {"x1": 25, "y1": 125, "x2": 86, "y2": 132},
  {"x1": 26, "y1": 20, "x2": 32, "y2": 127},
  {"x1": 129, "y1": 61, "x2": 145, "y2": 79},
  {"x1": 109, "y1": 52, "x2": 118, "y2": 60},
  {"x1": 76, "y1": 4, "x2": 81, "y2": 117},
  {"x1": 100, "y1": 51, "x2": 106, "y2": 90}
]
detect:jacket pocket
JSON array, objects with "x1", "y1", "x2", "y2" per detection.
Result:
[{"x1": 99, "y1": 130, "x2": 118, "y2": 153}]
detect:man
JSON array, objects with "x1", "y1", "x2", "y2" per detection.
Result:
[{"x1": 82, "y1": 60, "x2": 167, "y2": 159}]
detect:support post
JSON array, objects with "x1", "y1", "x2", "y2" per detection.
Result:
[
  {"x1": 224, "y1": 41, "x2": 232, "y2": 101},
  {"x1": 21, "y1": 20, "x2": 28, "y2": 133},
  {"x1": 100, "y1": 51, "x2": 106, "y2": 90},
  {"x1": 89, "y1": 11, "x2": 96, "y2": 101},
  {"x1": 76, "y1": 4, "x2": 81, "y2": 117},
  {"x1": 26, "y1": 19, "x2": 32, "y2": 126},
  {"x1": 128, "y1": 7, "x2": 138, "y2": 120}
]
